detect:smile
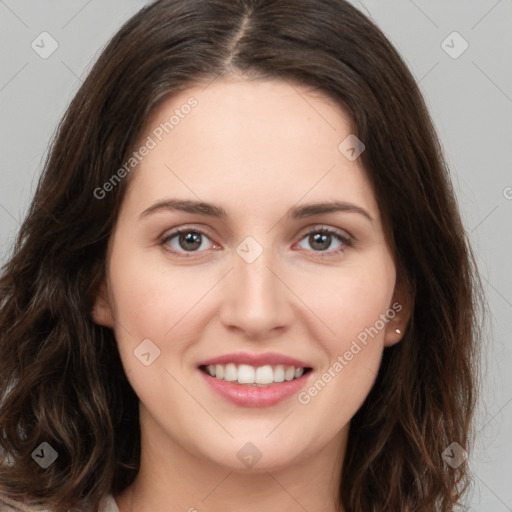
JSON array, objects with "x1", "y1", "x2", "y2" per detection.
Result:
[{"x1": 200, "y1": 363, "x2": 312, "y2": 386}]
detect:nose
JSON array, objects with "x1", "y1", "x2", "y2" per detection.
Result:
[{"x1": 218, "y1": 242, "x2": 294, "y2": 340}]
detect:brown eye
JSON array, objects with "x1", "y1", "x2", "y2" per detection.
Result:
[
  {"x1": 308, "y1": 232, "x2": 333, "y2": 251},
  {"x1": 297, "y1": 227, "x2": 352, "y2": 255},
  {"x1": 162, "y1": 229, "x2": 214, "y2": 256},
  {"x1": 177, "y1": 232, "x2": 202, "y2": 251}
]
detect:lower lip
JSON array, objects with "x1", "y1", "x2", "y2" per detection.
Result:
[{"x1": 199, "y1": 370, "x2": 311, "y2": 407}]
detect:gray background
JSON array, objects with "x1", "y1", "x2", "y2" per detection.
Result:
[{"x1": 0, "y1": 0, "x2": 511, "y2": 509}]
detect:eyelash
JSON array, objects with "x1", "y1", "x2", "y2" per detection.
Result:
[{"x1": 160, "y1": 226, "x2": 353, "y2": 259}]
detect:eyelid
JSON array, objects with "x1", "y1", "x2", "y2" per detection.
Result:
[
  {"x1": 296, "y1": 223, "x2": 355, "y2": 243},
  {"x1": 293, "y1": 224, "x2": 354, "y2": 257},
  {"x1": 160, "y1": 223, "x2": 354, "y2": 257}
]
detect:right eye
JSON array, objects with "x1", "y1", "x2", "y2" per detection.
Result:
[{"x1": 161, "y1": 228, "x2": 217, "y2": 257}]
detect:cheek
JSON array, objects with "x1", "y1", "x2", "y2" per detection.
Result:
[
  {"x1": 106, "y1": 242, "x2": 217, "y2": 362},
  {"x1": 108, "y1": 263, "x2": 168, "y2": 337},
  {"x1": 294, "y1": 260, "x2": 395, "y2": 429},
  {"x1": 299, "y1": 260, "x2": 395, "y2": 348}
]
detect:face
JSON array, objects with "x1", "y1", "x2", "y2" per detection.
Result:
[{"x1": 93, "y1": 77, "x2": 408, "y2": 473}]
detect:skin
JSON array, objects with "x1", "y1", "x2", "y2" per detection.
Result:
[{"x1": 93, "y1": 77, "x2": 409, "y2": 512}]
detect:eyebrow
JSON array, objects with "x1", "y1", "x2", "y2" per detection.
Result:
[{"x1": 139, "y1": 199, "x2": 374, "y2": 223}]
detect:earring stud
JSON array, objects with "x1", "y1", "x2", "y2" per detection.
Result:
[{"x1": 395, "y1": 328, "x2": 401, "y2": 334}]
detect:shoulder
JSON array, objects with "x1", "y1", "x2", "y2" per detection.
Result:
[
  {"x1": 98, "y1": 495, "x2": 119, "y2": 512},
  {"x1": 0, "y1": 494, "x2": 118, "y2": 512},
  {"x1": 0, "y1": 495, "x2": 47, "y2": 512}
]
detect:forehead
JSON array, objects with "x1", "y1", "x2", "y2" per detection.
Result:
[
  {"x1": 148, "y1": 77, "x2": 354, "y2": 149},
  {"x1": 123, "y1": 77, "x2": 379, "y2": 224}
]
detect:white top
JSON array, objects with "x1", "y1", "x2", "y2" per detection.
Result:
[
  {"x1": 0, "y1": 493, "x2": 119, "y2": 511},
  {"x1": 99, "y1": 494, "x2": 119, "y2": 512}
]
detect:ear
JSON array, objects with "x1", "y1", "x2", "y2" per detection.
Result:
[
  {"x1": 383, "y1": 278, "x2": 412, "y2": 347},
  {"x1": 91, "y1": 281, "x2": 115, "y2": 328}
]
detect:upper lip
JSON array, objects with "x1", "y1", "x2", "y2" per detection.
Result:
[{"x1": 198, "y1": 351, "x2": 312, "y2": 369}]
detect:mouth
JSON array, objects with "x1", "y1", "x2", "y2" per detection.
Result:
[
  {"x1": 199, "y1": 363, "x2": 313, "y2": 386},
  {"x1": 196, "y1": 352, "x2": 314, "y2": 407}
]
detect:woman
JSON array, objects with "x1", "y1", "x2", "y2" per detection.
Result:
[{"x1": 0, "y1": 0, "x2": 483, "y2": 510}]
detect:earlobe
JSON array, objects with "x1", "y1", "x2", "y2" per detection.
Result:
[
  {"x1": 383, "y1": 279, "x2": 412, "y2": 347},
  {"x1": 91, "y1": 282, "x2": 115, "y2": 328}
]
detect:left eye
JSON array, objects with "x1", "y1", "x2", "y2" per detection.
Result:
[
  {"x1": 161, "y1": 227, "x2": 352, "y2": 257},
  {"x1": 296, "y1": 228, "x2": 351, "y2": 254}
]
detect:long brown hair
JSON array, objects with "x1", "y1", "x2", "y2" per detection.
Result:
[{"x1": 0, "y1": 0, "x2": 483, "y2": 510}]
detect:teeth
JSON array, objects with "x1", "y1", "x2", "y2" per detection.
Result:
[
  {"x1": 224, "y1": 363, "x2": 237, "y2": 381},
  {"x1": 255, "y1": 365, "x2": 273, "y2": 384},
  {"x1": 274, "y1": 365, "x2": 285, "y2": 382},
  {"x1": 284, "y1": 366, "x2": 295, "y2": 381},
  {"x1": 203, "y1": 363, "x2": 308, "y2": 385},
  {"x1": 238, "y1": 364, "x2": 255, "y2": 384}
]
